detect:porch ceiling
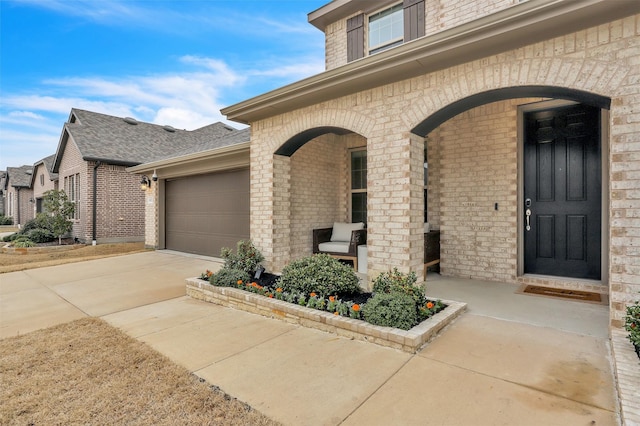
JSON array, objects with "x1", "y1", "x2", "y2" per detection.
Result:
[{"x1": 222, "y1": 0, "x2": 640, "y2": 125}]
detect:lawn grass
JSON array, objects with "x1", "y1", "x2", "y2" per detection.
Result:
[{"x1": 0, "y1": 318, "x2": 279, "y2": 425}]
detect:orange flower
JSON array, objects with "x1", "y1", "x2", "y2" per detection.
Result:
[
  {"x1": 310, "y1": 292, "x2": 317, "y2": 298},
  {"x1": 329, "y1": 296, "x2": 335, "y2": 302},
  {"x1": 276, "y1": 287, "x2": 283, "y2": 293},
  {"x1": 426, "y1": 302, "x2": 434, "y2": 309},
  {"x1": 206, "y1": 270, "x2": 213, "y2": 277},
  {"x1": 251, "y1": 282, "x2": 258, "y2": 287},
  {"x1": 268, "y1": 293, "x2": 274, "y2": 298},
  {"x1": 352, "y1": 304, "x2": 360, "y2": 311},
  {"x1": 237, "y1": 280, "x2": 243, "y2": 285},
  {"x1": 334, "y1": 312, "x2": 339, "y2": 316}
]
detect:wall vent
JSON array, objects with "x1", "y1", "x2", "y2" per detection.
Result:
[
  {"x1": 163, "y1": 125, "x2": 176, "y2": 133},
  {"x1": 123, "y1": 117, "x2": 138, "y2": 125}
]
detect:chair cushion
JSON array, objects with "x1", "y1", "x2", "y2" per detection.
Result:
[
  {"x1": 318, "y1": 241, "x2": 350, "y2": 254},
  {"x1": 330, "y1": 222, "x2": 364, "y2": 242}
]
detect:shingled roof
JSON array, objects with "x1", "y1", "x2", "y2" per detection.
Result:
[
  {"x1": 52, "y1": 109, "x2": 249, "y2": 172},
  {"x1": 6, "y1": 165, "x2": 33, "y2": 188}
]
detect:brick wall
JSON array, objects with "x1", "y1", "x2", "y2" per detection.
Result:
[
  {"x1": 31, "y1": 163, "x2": 57, "y2": 217},
  {"x1": 6, "y1": 186, "x2": 34, "y2": 226},
  {"x1": 87, "y1": 163, "x2": 145, "y2": 243},
  {"x1": 250, "y1": 14, "x2": 640, "y2": 326},
  {"x1": 289, "y1": 133, "x2": 345, "y2": 259},
  {"x1": 435, "y1": 98, "x2": 543, "y2": 283},
  {"x1": 58, "y1": 138, "x2": 85, "y2": 240}
]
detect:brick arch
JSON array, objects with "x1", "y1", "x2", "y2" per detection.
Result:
[
  {"x1": 411, "y1": 86, "x2": 611, "y2": 136},
  {"x1": 403, "y1": 56, "x2": 630, "y2": 134},
  {"x1": 273, "y1": 108, "x2": 376, "y2": 156}
]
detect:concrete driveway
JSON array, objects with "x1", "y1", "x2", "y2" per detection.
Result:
[{"x1": 0, "y1": 251, "x2": 620, "y2": 425}]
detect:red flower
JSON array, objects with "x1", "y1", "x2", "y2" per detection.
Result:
[
  {"x1": 426, "y1": 302, "x2": 434, "y2": 309},
  {"x1": 352, "y1": 304, "x2": 360, "y2": 312}
]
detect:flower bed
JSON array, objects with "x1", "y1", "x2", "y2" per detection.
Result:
[{"x1": 186, "y1": 277, "x2": 466, "y2": 353}]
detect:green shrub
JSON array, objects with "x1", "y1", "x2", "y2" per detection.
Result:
[
  {"x1": 12, "y1": 237, "x2": 36, "y2": 248},
  {"x1": 372, "y1": 268, "x2": 426, "y2": 307},
  {"x1": 220, "y1": 240, "x2": 264, "y2": 275},
  {"x1": 25, "y1": 228, "x2": 56, "y2": 243},
  {"x1": 625, "y1": 298, "x2": 640, "y2": 348},
  {"x1": 21, "y1": 214, "x2": 55, "y2": 234},
  {"x1": 362, "y1": 292, "x2": 418, "y2": 330},
  {"x1": 209, "y1": 268, "x2": 250, "y2": 288},
  {"x1": 0, "y1": 215, "x2": 13, "y2": 225},
  {"x1": 3, "y1": 233, "x2": 19, "y2": 242},
  {"x1": 278, "y1": 254, "x2": 361, "y2": 297}
]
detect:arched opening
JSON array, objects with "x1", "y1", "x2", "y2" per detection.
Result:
[
  {"x1": 419, "y1": 89, "x2": 609, "y2": 289},
  {"x1": 412, "y1": 86, "x2": 610, "y2": 137},
  {"x1": 275, "y1": 127, "x2": 353, "y2": 156}
]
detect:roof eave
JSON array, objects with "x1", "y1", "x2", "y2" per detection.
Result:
[
  {"x1": 126, "y1": 141, "x2": 250, "y2": 174},
  {"x1": 224, "y1": 0, "x2": 640, "y2": 124}
]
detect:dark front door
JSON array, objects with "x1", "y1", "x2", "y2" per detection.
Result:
[{"x1": 524, "y1": 104, "x2": 601, "y2": 280}]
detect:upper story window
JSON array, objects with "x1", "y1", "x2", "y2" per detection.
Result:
[
  {"x1": 368, "y1": 3, "x2": 404, "y2": 55},
  {"x1": 346, "y1": 0, "x2": 425, "y2": 63}
]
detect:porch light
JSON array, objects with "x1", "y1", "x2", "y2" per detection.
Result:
[{"x1": 140, "y1": 175, "x2": 151, "y2": 191}]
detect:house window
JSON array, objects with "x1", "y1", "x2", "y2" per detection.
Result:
[
  {"x1": 40, "y1": 174, "x2": 44, "y2": 186},
  {"x1": 65, "y1": 173, "x2": 80, "y2": 220},
  {"x1": 368, "y1": 3, "x2": 404, "y2": 55},
  {"x1": 351, "y1": 150, "x2": 367, "y2": 224}
]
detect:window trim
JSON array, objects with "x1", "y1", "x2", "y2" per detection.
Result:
[
  {"x1": 368, "y1": 2, "x2": 404, "y2": 55},
  {"x1": 349, "y1": 148, "x2": 367, "y2": 224}
]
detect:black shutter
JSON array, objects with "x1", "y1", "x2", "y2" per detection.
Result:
[
  {"x1": 404, "y1": 0, "x2": 425, "y2": 41},
  {"x1": 347, "y1": 14, "x2": 365, "y2": 62}
]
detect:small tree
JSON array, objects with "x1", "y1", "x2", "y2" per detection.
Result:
[{"x1": 42, "y1": 189, "x2": 75, "y2": 245}]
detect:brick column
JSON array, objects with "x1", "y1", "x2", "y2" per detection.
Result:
[
  {"x1": 609, "y1": 96, "x2": 640, "y2": 327},
  {"x1": 272, "y1": 154, "x2": 292, "y2": 272},
  {"x1": 367, "y1": 132, "x2": 425, "y2": 280}
]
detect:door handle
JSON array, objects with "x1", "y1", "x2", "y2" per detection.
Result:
[{"x1": 525, "y1": 208, "x2": 531, "y2": 231}]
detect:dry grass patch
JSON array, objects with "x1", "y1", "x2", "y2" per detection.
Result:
[
  {"x1": 0, "y1": 242, "x2": 148, "y2": 273},
  {"x1": 0, "y1": 318, "x2": 279, "y2": 426}
]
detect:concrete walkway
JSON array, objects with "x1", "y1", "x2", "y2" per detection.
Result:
[{"x1": 0, "y1": 251, "x2": 621, "y2": 425}]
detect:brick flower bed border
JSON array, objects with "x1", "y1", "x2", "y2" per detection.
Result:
[{"x1": 186, "y1": 278, "x2": 467, "y2": 353}]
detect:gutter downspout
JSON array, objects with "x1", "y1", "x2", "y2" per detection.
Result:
[
  {"x1": 92, "y1": 161, "x2": 101, "y2": 245},
  {"x1": 15, "y1": 188, "x2": 20, "y2": 228}
]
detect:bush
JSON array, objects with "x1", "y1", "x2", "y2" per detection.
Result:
[
  {"x1": 278, "y1": 254, "x2": 361, "y2": 297},
  {"x1": 625, "y1": 298, "x2": 640, "y2": 349},
  {"x1": 25, "y1": 228, "x2": 56, "y2": 243},
  {"x1": 0, "y1": 215, "x2": 13, "y2": 225},
  {"x1": 372, "y1": 268, "x2": 426, "y2": 307},
  {"x1": 220, "y1": 240, "x2": 264, "y2": 275},
  {"x1": 209, "y1": 268, "x2": 251, "y2": 288},
  {"x1": 362, "y1": 292, "x2": 418, "y2": 330},
  {"x1": 3, "y1": 233, "x2": 19, "y2": 242},
  {"x1": 21, "y1": 214, "x2": 55, "y2": 234},
  {"x1": 12, "y1": 237, "x2": 36, "y2": 248}
]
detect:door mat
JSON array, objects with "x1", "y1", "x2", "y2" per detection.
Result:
[{"x1": 518, "y1": 285, "x2": 607, "y2": 305}]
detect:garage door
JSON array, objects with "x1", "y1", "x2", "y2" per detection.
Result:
[{"x1": 165, "y1": 169, "x2": 249, "y2": 257}]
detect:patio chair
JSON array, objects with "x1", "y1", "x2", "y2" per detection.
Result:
[{"x1": 313, "y1": 222, "x2": 366, "y2": 270}]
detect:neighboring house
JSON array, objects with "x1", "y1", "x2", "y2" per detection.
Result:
[
  {"x1": 4, "y1": 166, "x2": 34, "y2": 227},
  {"x1": 0, "y1": 171, "x2": 6, "y2": 216},
  {"x1": 53, "y1": 108, "x2": 246, "y2": 245},
  {"x1": 128, "y1": 127, "x2": 250, "y2": 257},
  {"x1": 216, "y1": 0, "x2": 640, "y2": 329},
  {"x1": 30, "y1": 154, "x2": 59, "y2": 216}
]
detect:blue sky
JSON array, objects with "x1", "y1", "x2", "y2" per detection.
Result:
[{"x1": 0, "y1": 0, "x2": 327, "y2": 170}]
